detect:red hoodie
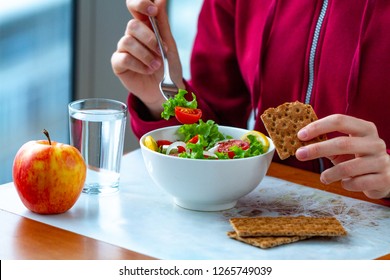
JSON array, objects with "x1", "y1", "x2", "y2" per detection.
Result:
[{"x1": 128, "y1": 0, "x2": 390, "y2": 173}]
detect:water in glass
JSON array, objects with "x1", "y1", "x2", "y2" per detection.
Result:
[{"x1": 69, "y1": 108, "x2": 126, "y2": 194}]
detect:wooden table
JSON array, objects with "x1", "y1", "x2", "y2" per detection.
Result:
[{"x1": 1, "y1": 161, "x2": 389, "y2": 260}]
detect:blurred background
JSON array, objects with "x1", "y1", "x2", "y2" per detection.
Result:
[{"x1": 0, "y1": 0, "x2": 203, "y2": 184}]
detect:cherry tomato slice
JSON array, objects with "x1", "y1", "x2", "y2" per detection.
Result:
[
  {"x1": 217, "y1": 139, "x2": 250, "y2": 159},
  {"x1": 177, "y1": 146, "x2": 186, "y2": 153},
  {"x1": 156, "y1": 140, "x2": 173, "y2": 147},
  {"x1": 174, "y1": 106, "x2": 202, "y2": 124},
  {"x1": 187, "y1": 135, "x2": 199, "y2": 144}
]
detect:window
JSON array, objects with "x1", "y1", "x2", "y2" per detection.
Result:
[
  {"x1": 0, "y1": 0, "x2": 73, "y2": 184},
  {"x1": 74, "y1": 0, "x2": 204, "y2": 154},
  {"x1": 168, "y1": 0, "x2": 203, "y2": 79},
  {"x1": 0, "y1": 0, "x2": 203, "y2": 184}
]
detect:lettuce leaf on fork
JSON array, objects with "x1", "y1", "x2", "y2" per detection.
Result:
[{"x1": 161, "y1": 89, "x2": 198, "y2": 120}]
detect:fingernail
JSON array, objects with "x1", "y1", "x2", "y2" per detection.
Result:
[
  {"x1": 296, "y1": 147, "x2": 308, "y2": 159},
  {"x1": 147, "y1": 5, "x2": 157, "y2": 16},
  {"x1": 320, "y1": 175, "x2": 328, "y2": 185},
  {"x1": 297, "y1": 128, "x2": 308, "y2": 140},
  {"x1": 150, "y1": 59, "x2": 161, "y2": 70}
]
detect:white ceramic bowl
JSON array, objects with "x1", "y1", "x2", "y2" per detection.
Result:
[{"x1": 140, "y1": 125, "x2": 275, "y2": 211}]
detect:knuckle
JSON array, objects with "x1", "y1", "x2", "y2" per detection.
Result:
[
  {"x1": 365, "y1": 120, "x2": 377, "y2": 133},
  {"x1": 376, "y1": 138, "x2": 387, "y2": 151},
  {"x1": 126, "y1": 0, "x2": 134, "y2": 8},
  {"x1": 379, "y1": 156, "x2": 390, "y2": 180},
  {"x1": 146, "y1": 34, "x2": 156, "y2": 46},
  {"x1": 310, "y1": 143, "x2": 322, "y2": 157},
  {"x1": 123, "y1": 54, "x2": 136, "y2": 68},
  {"x1": 114, "y1": 55, "x2": 130, "y2": 74},
  {"x1": 384, "y1": 170, "x2": 390, "y2": 184},
  {"x1": 126, "y1": 19, "x2": 140, "y2": 33},
  {"x1": 337, "y1": 162, "x2": 354, "y2": 178},
  {"x1": 330, "y1": 114, "x2": 345, "y2": 126},
  {"x1": 110, "y1": 52, "x2": 117, "y2": 65},
  {"x1": 368, "y1": 138, "x2": 387, "y2": 154},
  {"x1": 127, "y1": 0, "x2": 150, "y2": 15},
  {"x1": 375, "y1": 153, "x2": 389, "y2": 168},
  {"x1": 142, "y1": 52, "x2": 154, "y2": 64},
  {"x1": 125, "y1": 36, "x2": 137, "y2": 49},
  {"x1": 302, "y1": 143, "x2": 321, "y2": 158},
  {"x1": 117, "y1": 36, "x2": 128, "y2": 50},
  {"x1": 333, "y1": 137, "x2": 352, "y2": 151}
]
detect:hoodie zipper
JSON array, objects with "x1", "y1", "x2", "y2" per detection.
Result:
[
  {"x1": 305, "y1": 0, "x2": 329, "y2": 104},
  {"x1": 305, "y1": 0, "x2": 328, "y2": 172}
]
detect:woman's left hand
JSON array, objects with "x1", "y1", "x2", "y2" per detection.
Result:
[{"x1": 295, "y1": 114, "x2": 390, "y2": 199}]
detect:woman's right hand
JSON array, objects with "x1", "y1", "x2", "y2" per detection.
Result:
[{"x1": 111, "y1": 0, "x2": 184, "y2": 117}]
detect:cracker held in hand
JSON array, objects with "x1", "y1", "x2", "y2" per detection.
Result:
[
  {"x1": 229, "y1": 216, "x2": 347, "y2": 237},
  {"x1": 260, "y1": 101, "x2": 326, "y2": 160}
]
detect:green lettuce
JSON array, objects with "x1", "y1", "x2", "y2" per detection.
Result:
[
  {"x1": 161, "y1": 89, "x2": 198, "y2": 120},
  {"x1": 177, "y1": 120, "x2": 226, "y2": 150}
]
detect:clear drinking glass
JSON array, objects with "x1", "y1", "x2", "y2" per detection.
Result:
[{"x1": 68, "y1": 98, "x2": 127, "y2": 195}]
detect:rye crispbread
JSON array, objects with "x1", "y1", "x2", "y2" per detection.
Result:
[
  {"x1": 227, "y1": 231, "x2": 310, "y2": 249},
  {"x1": 229, "y1": 216, "x2": 347, "y2": 237},
  {"x1": 260, "y1": 101, "x2": 327, "y2": 160}
]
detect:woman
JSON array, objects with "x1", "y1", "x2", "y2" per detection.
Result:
[{"x1": 111, "y1": 0, "x2": 390, "y2": 199}]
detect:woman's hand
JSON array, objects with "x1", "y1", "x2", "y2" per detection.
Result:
[
  {"x1": 296, "y1": 114, "x2": 390, "y2": 199},
  {"x1": 111, "y1": 0, "x2": 184, "y2": 118}
]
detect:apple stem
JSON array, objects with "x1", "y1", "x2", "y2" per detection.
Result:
[{"x1": 43, "y1": 129, "x2": 52, "y2": 145}]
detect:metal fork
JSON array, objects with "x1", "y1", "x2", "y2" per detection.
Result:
[{"x1": 149, "y1": 16, "x2": 178, "y2": 100}]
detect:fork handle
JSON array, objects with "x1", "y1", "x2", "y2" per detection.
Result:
[{"x1": 149, "y1": 16, "x2": 167, "y2": 58}]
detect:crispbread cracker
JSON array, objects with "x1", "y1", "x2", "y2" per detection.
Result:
[
  {"x1": 229, "y1": 216, "x2": 347, "y2": 237},
  {"x1": 227, "y1": 231, "x2": 310, "y2": 249},
  {"x1": 260, "y1": 101, "x2": 326, "y2": 160}
]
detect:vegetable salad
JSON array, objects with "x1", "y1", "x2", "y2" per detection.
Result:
[
  {"x1": 144, "y1": 89, "x2": 269, "y2": 159},
  {"x1": 144, "y1": 120, "x2": 270, "y2": 160}
]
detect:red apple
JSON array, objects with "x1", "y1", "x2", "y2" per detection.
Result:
[{"x1": 12, "y1": 129, "x2": 86, "y2": 214}]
